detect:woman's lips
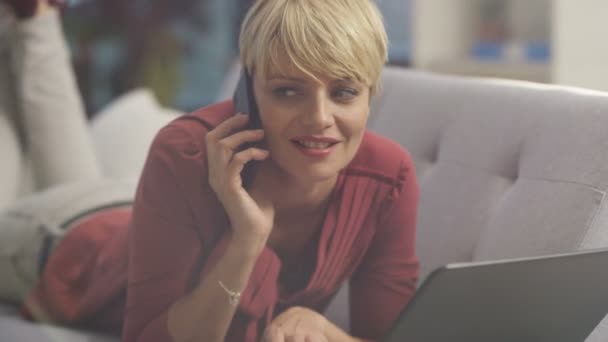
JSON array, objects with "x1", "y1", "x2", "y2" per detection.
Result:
[{"x1": 290, "y1": 136, "x2": 340, "y2": 158}]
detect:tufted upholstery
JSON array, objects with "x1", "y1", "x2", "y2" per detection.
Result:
[
  {"x1": 370, "y1": 68, "x2": 608, "y2": 278},
  {"x1": 325, "y1": 67, "x2": 608, "y2": 341}
]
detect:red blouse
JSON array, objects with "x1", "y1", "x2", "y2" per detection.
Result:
[{"x1": 27, "y1": 101, "x2": 419, "y2": 342}]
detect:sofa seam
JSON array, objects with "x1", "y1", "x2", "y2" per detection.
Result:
[
  {"x1": 436, "y1": 157, "x2": 607, "y2": 193},
  {"x1": 575, "y1": 190, "x2": 607, "y2": 250}
]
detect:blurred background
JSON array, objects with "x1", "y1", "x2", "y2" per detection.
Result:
[{"x1": 60, "y1": 0, "x2": 607, "y2": 117}]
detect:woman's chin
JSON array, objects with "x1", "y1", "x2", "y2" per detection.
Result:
[
  {"x1": 292, "y1": 164, "x2": 343, "y2": 183},
  {"x1": 264, "y1": 155, "x2": 345, "y2": 185}
]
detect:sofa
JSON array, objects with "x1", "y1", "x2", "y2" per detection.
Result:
[
  {"x1": 2, "y1": 66, "x2": 608, "y2": 341},
  {"x1": 325, "y1": 68, "x2": 608, "y2": 342}
]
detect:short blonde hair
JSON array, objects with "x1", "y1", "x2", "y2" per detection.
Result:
[{"x1": 239, "y1": 0, "x2": 388, "y2": 94}]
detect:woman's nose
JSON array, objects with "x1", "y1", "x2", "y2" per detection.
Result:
[{"x1": 301, "y1": 94, "x2": 334, "y2": 129}]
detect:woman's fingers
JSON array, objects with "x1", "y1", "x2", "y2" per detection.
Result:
[
  {"x1": 206, "y1": 115, "x2": 264, "y2": 177},
  {"x1": 286, "y1": 334, "x2": 323, "y2": 342},
  {"x1": 263, "y1": 324, "x2": 285, "y2": 342},
  {"x1": 269, "y1": 307, "x2": 329, "y2": 342},
  {"x1": 206, "y1": 113, "x2": 249, "y2": 142},
  {"x1": 286, "y1": 335, "x2": 306, "y2": 342},
  {"x1": 227, "y1": 147, "x2": 269, "y2": 178},
  {"x1": 286, "y1": 334, "x2": 326, "y2": 342},
  {"x1": 219, "y1": 129, "x2": 264, "y2": 150}
]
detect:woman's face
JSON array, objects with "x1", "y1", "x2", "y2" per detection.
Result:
[{"x1": 253, "y1": 58, "x2": 371, "y2": 183}]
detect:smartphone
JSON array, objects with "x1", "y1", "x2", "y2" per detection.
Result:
[{"x1": 232, "y1": 71, "x2": 263, "y2": 189}]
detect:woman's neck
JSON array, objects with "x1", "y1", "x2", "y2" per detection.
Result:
[
  {"x1": 255, "y1": 161, "x2": 338, "y2": 216},
  {"x1": 255, "y1": 161, "x2": 337, "y2": 259}
]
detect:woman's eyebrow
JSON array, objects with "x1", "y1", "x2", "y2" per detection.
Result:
[
  {"x1": 331, "y1": 78, "x2": 361, "y2": 86},
  {"x1": 267, "y1": 76, "x2": 308, "y2": 83}
]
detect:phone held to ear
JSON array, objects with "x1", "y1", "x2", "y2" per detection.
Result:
[{"x1": 232, "y1": 71, "x2": 264, "y2": 189}]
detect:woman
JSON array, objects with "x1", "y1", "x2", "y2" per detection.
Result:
[
  {"x1": 125, "y1": 1, "x2": 419, "y2": 341},
  {"x1": 4, "y1": 0, "x2": 419, "y2": 341}
]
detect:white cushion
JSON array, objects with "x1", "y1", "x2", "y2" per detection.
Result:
[{"x1": 89, "y1": 89, "x2": 181, "y2": 180}]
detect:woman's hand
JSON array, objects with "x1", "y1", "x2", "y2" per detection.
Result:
[
  {"x1": 206, "y1": 113, "x2": 273, "y2": 251},
  {"x1": 262, "y1": 307, "x2": 330, "y2": 342}
]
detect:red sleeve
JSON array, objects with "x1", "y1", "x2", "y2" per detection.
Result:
[
  {"x1": 122, "y1": 123, "x2": 216, "y2": 342},
  {"x1": 349, "y1": 152, "x2": 420, "y2": 341}
]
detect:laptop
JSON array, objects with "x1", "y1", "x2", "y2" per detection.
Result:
[{"x1": 382, "y1": 248, "x2": 608, "y2": 342}]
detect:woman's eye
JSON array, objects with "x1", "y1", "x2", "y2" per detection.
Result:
[
  {"x1": 272, "y1": 87, "x2": 298, "y2": 98},
  {"x1": 333, "y1": 88, "x2": 359, "y2": 100}
]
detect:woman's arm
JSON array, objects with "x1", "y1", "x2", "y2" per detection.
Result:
[
  {"x1": 167, "y1": 237, "x2": 263, "y2": 342},
  {"x1": 125, "y1": 114, "x2": 272, "y2": 342},
  {"x1": 168, "y1": 113, "x2": 274, "y2": 342},
  {"x1": 348, "y1": 152, "x2": 420, "y2": 341}
]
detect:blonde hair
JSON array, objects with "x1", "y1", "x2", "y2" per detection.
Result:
[{"x1": 239, "y1": 0, "x2": 388, "y2": 94}]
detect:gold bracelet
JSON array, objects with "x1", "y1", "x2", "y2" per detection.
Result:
[{"x1": 218, "y1": 280, "x2": 242, "y2": 307}]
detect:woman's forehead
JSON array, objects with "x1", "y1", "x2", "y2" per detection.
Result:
[
  {"x1": 260, "y1": 51, "x2": 306, "y2": 76},
  {"x1": 263, "y1": 70, "x2": 360, "y2": 86},
  {"x1": 264, "y1": 58, "x2": 303, "y2": 78},
  {"x1": 261, "y1": 58, "x2": 359, "y2": 84}
]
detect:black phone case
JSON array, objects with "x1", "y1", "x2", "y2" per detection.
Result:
[
  {"x1": 232, "y1": 71, "x2": 262, "y2": 189},
  {"x1": 233, "y1": 71, "x2": 260, "y2": 125}
]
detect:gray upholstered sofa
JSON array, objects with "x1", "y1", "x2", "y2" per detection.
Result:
[
  {"x1": 2, "y1": 67, "x2": 608, "y2": 341},
  {"x1": 326, "y1": 67, "x2": 608, "y2": 341}
]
